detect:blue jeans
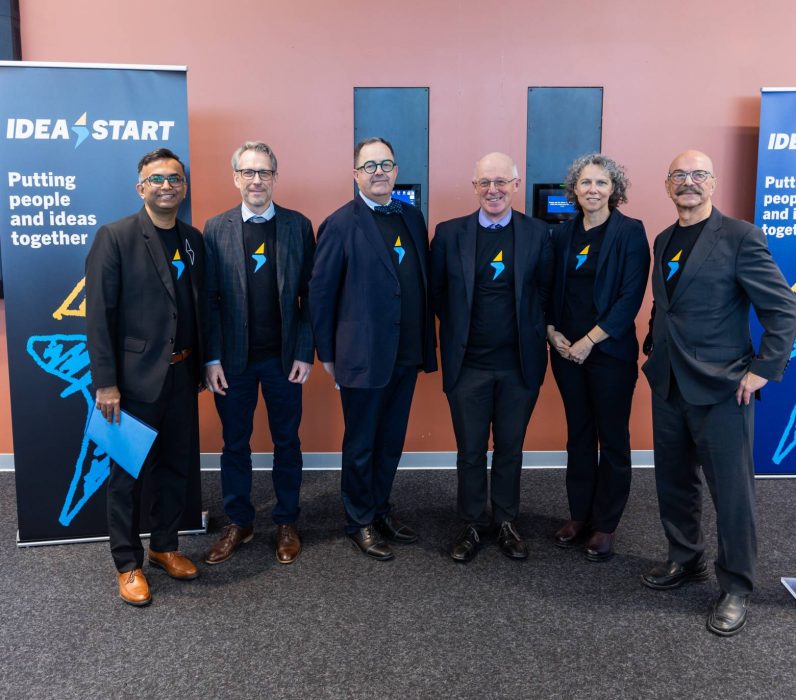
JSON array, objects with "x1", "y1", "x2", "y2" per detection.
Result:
[{"x1": 214, "y1": 356, "x2": 303, "y2": 526}]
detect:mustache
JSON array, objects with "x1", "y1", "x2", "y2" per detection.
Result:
[{"x1": 676, "y1": 186, "x2": 701, "y2": 195}]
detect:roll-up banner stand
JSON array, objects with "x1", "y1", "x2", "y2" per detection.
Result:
[
  {"x1": 753, "y1": 87, "x2": 796, "y2": 476},
  {"x1": 0, "y1": 61, "x2": 204, "y2": 544}
]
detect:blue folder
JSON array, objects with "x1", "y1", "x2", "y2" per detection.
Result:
[{"x1": 86, "y1": 406, "x2": 157, "y2": 479}]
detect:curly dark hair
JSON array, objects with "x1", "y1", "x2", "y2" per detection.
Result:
[{"x1": 563, "y1": 153, "x2": 629, "y2": 211}]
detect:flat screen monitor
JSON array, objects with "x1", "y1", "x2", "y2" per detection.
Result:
[
  {"x1": 533, "y1": 183, "x2": 577, "y2": 223},
  {"x1": 392, "y1": 184, "x2": 421, "y2": 210}
]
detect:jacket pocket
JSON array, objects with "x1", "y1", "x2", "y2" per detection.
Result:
[{"x1": 123, "y1": 336, "x2": 147, "y2": 353}]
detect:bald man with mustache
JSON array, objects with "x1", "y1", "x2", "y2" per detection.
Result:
[{"x1": 641, "y1": 150, "x2": 796, "y2": 636}]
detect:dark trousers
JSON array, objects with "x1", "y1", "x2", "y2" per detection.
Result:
[
  {"x1": 651, "y1": 379, "x2": 756, "y2": 595},
  {"x1": 551, "y1": 349, "x2": 638, "y2": 532},
  {"x1": 339, "y1": 364, "x2": 418, "y2": 534},
  {"x1": 214, "y1": 356, "x2": 303, "y2": 527},
  {"x1": 108, "y1": 360, "x2": 198, "y2": 572},
  {"x1": 446, "y1": 365, "x2": 539, "y2": 529}
]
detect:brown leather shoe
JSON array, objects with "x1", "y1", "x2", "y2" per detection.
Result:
[
  {"x1": 554, "y1": 519, "x2": 587, "y2": 549},
  {"x1": 204, "y1": 524, "x2": 254, "y2": 565},
  {"x1": 585, "y1": 531, "x2": 615, "y2": 562},
  {"x1": 276, "y1": 524, "x2": 302, "y2": 564},
  {"x1": 117, "y1": 568, "x2": 151, "y2": 606},
  {"x1": 148, "y1": 549, "x2": 199, "y2": 579}
]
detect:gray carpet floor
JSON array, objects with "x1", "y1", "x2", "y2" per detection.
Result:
[{"x1": 1, "y1": 468, "x2": 794, "y2": 699}]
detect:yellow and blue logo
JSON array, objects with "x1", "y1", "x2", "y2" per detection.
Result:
[
  {"x1": 172, "y1": 250, "x2": 184, "y2": 279},
  {"x1": 575, "y1": 244, "x2": 590, "y2": 270},
  {"x1": 666, "y1": 249, "x2": 682, "y2": 281},
  {"x1": 394, "y1": 236, "x2": 405, "y2": 264},
  {"x1": 252, "y1": 242, "x2": 266, "y2": 272},
  {"x1": 71, "y1": 112, "x2": 90, "y2": 149},
  {"x1": 490, "y1": 250, "x2": 505, "y2": 280}
]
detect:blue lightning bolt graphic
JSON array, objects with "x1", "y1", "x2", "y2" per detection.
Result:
[
  {"x1": 490, "y1": 261, "x2": 505, "y2": 280},
  {"x1": 171, "y1": 251, "x2": 185, "y2": 279},
  {"x1": 666, "y1": 261, "x2": 679, "y2": 281},
  {"x1": 575, "y1": 254, "x2": 587, "y2": 269},
  {"x1": 252, "y1": 242, "x2": 266, "y2": 272},
  {"x1": 71, "y1": 125, "x2": 89, "y2": 149}
]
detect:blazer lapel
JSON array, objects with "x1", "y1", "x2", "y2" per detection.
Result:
[
  {"x1": 274, "y1": 205, "x2": 289, "y2": 296},
  {"x1": 139, "y1": 208, "x2": 176, "y2": 303},
  {"x1": 401, "y1": 207, "x2": 429, "y2": 293},
  {"x1": 513, "y1": 210, "x2": 532, "y2": 310},
  {"x1": 652, "y1": 223, "x2": 675, "y2": 310},
  {"x1": 595, "y1": 209, "x2": 622, "y2": 278},
  {"x1": 458, "y1": 212, "x2": 478, "y2": 311},
  {"x1": 669, "y1": 209, "x2": 721, "y2": 308},
  {"x1": 355, "y1": 198, "x2": 397, "y2": 281}
]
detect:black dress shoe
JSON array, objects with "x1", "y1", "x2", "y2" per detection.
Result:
[
  {"x1": 641, "y1": 559, "x2": 709, "y2": 590},
  {"x1": 348, "y1": 525, "x2": 394, "y2": 561},
  {"x1": 374, "y1": 514, "x2": 418, "y2": 544},
  {"x1": 451, "y1": 525, "x2": 481, "y2": 563},
  {"x1": 497, "y1": 521, "x2": 528, "y2": 560},
  {"x1": 585, "y1": 531, "x2": 615, "y2": 562},
  {"x1": 554, "y1": 519, "x2": 588, "y2": 549},
  {"x1": 707, "y1": 592, "x2": 749, "y2": 637}
]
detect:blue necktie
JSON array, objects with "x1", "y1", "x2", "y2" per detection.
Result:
[
  {"x1": 249, "y1": 215, "x2": 266, "y2": 223},
  {"x1": 490, "y1": 223, "x2": 503, "y2": 230},
  {"x1": 374, "y1": 200, "x2": 403, "y2": 215}
]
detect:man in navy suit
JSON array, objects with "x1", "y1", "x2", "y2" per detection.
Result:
[
  {"x1": 642, "y1": 150, "x2": 796, "y2": 636},
  {"x1": 309, "y1": 137, "x2": 437, "y2": 560},
  {"x1": 203, "y1": 142, "x2": 315, "y2": 566},
  {"x1": 431, "y1": 152, "x2": 552, "y2": 562}
]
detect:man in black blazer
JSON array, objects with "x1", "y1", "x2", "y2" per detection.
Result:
[
  {"x1": 430, "y1": 152, "x2": 552, "y2": 562},
  {"x1": 309, "y1": 137, "x2": 437, "y2": 560},
  {"x1": 203, "y1": 142, "x2": 315, "y2": 566},
  {"x1": 641, "y1": 150, "x2": 796, "y2": 636},
  {"x1": 86, "y1": 148, "x2": 205, "y2": 606}
]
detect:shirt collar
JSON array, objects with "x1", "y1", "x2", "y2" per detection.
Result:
[
  {"x1": 479, "y1": 208, "x2": 513, "y2": 228},
  {"x1": 241, "y1": 201, "x2": 275, "y2": 222},
  {"x1": 359, "y1": 191, "x2": 394, "y2": 211}
]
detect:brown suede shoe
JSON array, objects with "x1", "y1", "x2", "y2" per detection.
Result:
[
  {"x1": 148, "y1": 549, "x2": 199, "y2": 580},
  {"x1": 117, "y1": 568, "x2": 151, "y2": 606},
  {"x1": 276, "y1": 524, "x2": 302, "y2": 564},
  {"x1": 205, "y1": 524, "x2": 254, "y2": 565},
  {"x1": 554, "y1": 519, "x2": 588, "y2": 549}
]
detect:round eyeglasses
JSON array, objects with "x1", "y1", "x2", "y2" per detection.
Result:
[
  {"x1": 355, "y1": 160, "x2": 396, "y2": 174},
  {"x1": 667, "y1": 170, "x2": 713, "y2": 185}
]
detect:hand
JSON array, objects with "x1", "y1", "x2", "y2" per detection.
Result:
[
  {"x1": 567, "y1": 337, "x2": 594, "y2": 365},
  {"x1": 546, "y1": 327, "x2": 571, "y2": 358},
  {"x1": 288, "y1": 360, "x2": 312, "y2": 384},
  {"x1": 736, "y1": 371, "x2": 768, "y2": 406},
  {"x1": 96, "y1": 385, "x2": 121, "y2": 424},
  {"x1": 205, "y1": 364, "x2": 228, "y2": 396}
]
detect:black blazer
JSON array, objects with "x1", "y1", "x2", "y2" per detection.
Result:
[
  {"x1": 430, "y1": 210, "x2": 552, "y2": 393},
  {"x1": 85, "y1": 207, "x2": 205, "y2": 403},
  {"x1": 203, "y1": 204, "x2": 315, "y2": 377},
  {"x1": 642, "y1": 207, "x2": 796, "y2": 405},
  {"x1": 309, "y1": 196, "x2": 437, "y2": 389},
  {"x1": 549, "y1": 209, "x2": 650, "y2": 364}
]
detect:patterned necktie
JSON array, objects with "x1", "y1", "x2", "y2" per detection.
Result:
[
  {"x1": 374, "y1": 200, "x2": 403, "y2": 215},
  {"x1": 249, "y1": 215, "x2": 267, "y2": 223},
  {"x1": 490, "y1": 223, "x2": 503, "y2": 230}
]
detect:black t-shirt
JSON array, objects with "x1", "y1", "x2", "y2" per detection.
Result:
[
  {"x1": 243, "y1": 218, "x2": 282, "y2": 361},
  {"x1": 463, "y1": 220, "x2": 520, "y2": 371},
  {"x1": 372, "y1": 210, "x2": 424, "y2": 367},
  {"x1": 662, "y1": 217, "x2": 708, "y2": 299},
  {"x1": 155, "y1": 225, "x2": 196, "y2": 354},
  {"x1": 561, "y1": 215, "x2": 608, "y2": 342}
]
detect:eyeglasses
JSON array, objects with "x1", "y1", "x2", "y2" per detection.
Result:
[
  {"x1": 355, "y1": 160, "x2": 396, "y2": 174},
  {"x1": 474, "y1": 178, "x2": 517, "y2": 191},
  {"x1": 667, "y1": 170, "x2": 713, "y2": 185},
  {"x1": 140, "y1": 174, "x2": 185, "y2": 186},
  {"x1": 236, "y1": 169, "x2": 275, "y2": 181}
]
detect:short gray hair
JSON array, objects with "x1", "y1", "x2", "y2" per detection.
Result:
[
  {"x1": 231, "y1": 141, "x2": 278, "y2": 172},
  {"x1": 563, "y1": 153, "x2": 629, "y2": 211}
]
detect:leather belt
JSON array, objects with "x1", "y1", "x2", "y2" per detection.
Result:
[{"x1": 169, "y1": 348, "x2": 192, "y2": 365}]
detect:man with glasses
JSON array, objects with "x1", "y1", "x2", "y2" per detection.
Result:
[
  {"x1": 430, "y1": 152, "x2": 551, "y2": 562},
  {"x1": 203, "y1": 141, "x2": 315, "y2": 566},
  {"x1": 309, "y1": 137, "x2": 437, "y2": 560},
  {"x1": 86, "y1": 148, "x2": 205, "y2": 606},
  {"x1": 641, "y1": 150, "x2": 796, "y2": 635}
]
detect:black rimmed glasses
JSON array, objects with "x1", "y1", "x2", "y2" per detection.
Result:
[
  {"x1": 474, "y1": 178, "x2": 517, "y2": 191},
  {"x1": 236, "y1": 169, "x2": 275, "y2": 181},
  {"x1": 667, "y1": 170, "x2": 713, "y2": 185},
  {"x1": 355, "y1": 160, "x2": 396, "y2": 174},
  {"x1": 140, "y1": 174, "x2": 185, "y2": 187}
]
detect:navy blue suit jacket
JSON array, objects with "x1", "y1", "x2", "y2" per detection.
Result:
[
  {"x1": 430, "y1": 210, "x2": 552, "y2": 393},
  {"x1": 549, "y1": 209, "x2": 650, "y2": 364},
  {"x1": 309, "y1": 196, "x2": 437, "y2": 389}
]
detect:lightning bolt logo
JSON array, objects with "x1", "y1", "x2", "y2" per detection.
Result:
[
  {"x1": 172, "y1": 249, "x2": 184, "y2": 279},
  {"x1": 252, "y1": 242, "x2": 266, "y2": 272},
  {"x1": 575, "y1": 244, "x2": 590, "y2": 270},
  {"x1": 490, "y1": 250, "x2": 505, "y2": 280},
  {"x1": 393, "y1": 236, "x2": 405, "y2": 264},
  {"x1": 71, "y1": 112, "x2": 89, "y2": 149},
  {"x1": 666, "y1": 249, "x2": 682, "y2": 281}
]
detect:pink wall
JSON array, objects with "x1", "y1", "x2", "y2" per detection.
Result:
[{"x1": 2, "y1": 0, "x2": 792, "y2": 454}]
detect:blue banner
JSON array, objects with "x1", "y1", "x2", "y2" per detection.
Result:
[
  {"x1": 0, "y1": 62, "x2": 200, "y2": 542},
  {"x1": 753, "y1": 88, "x2": 796, "y2": 475}
]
